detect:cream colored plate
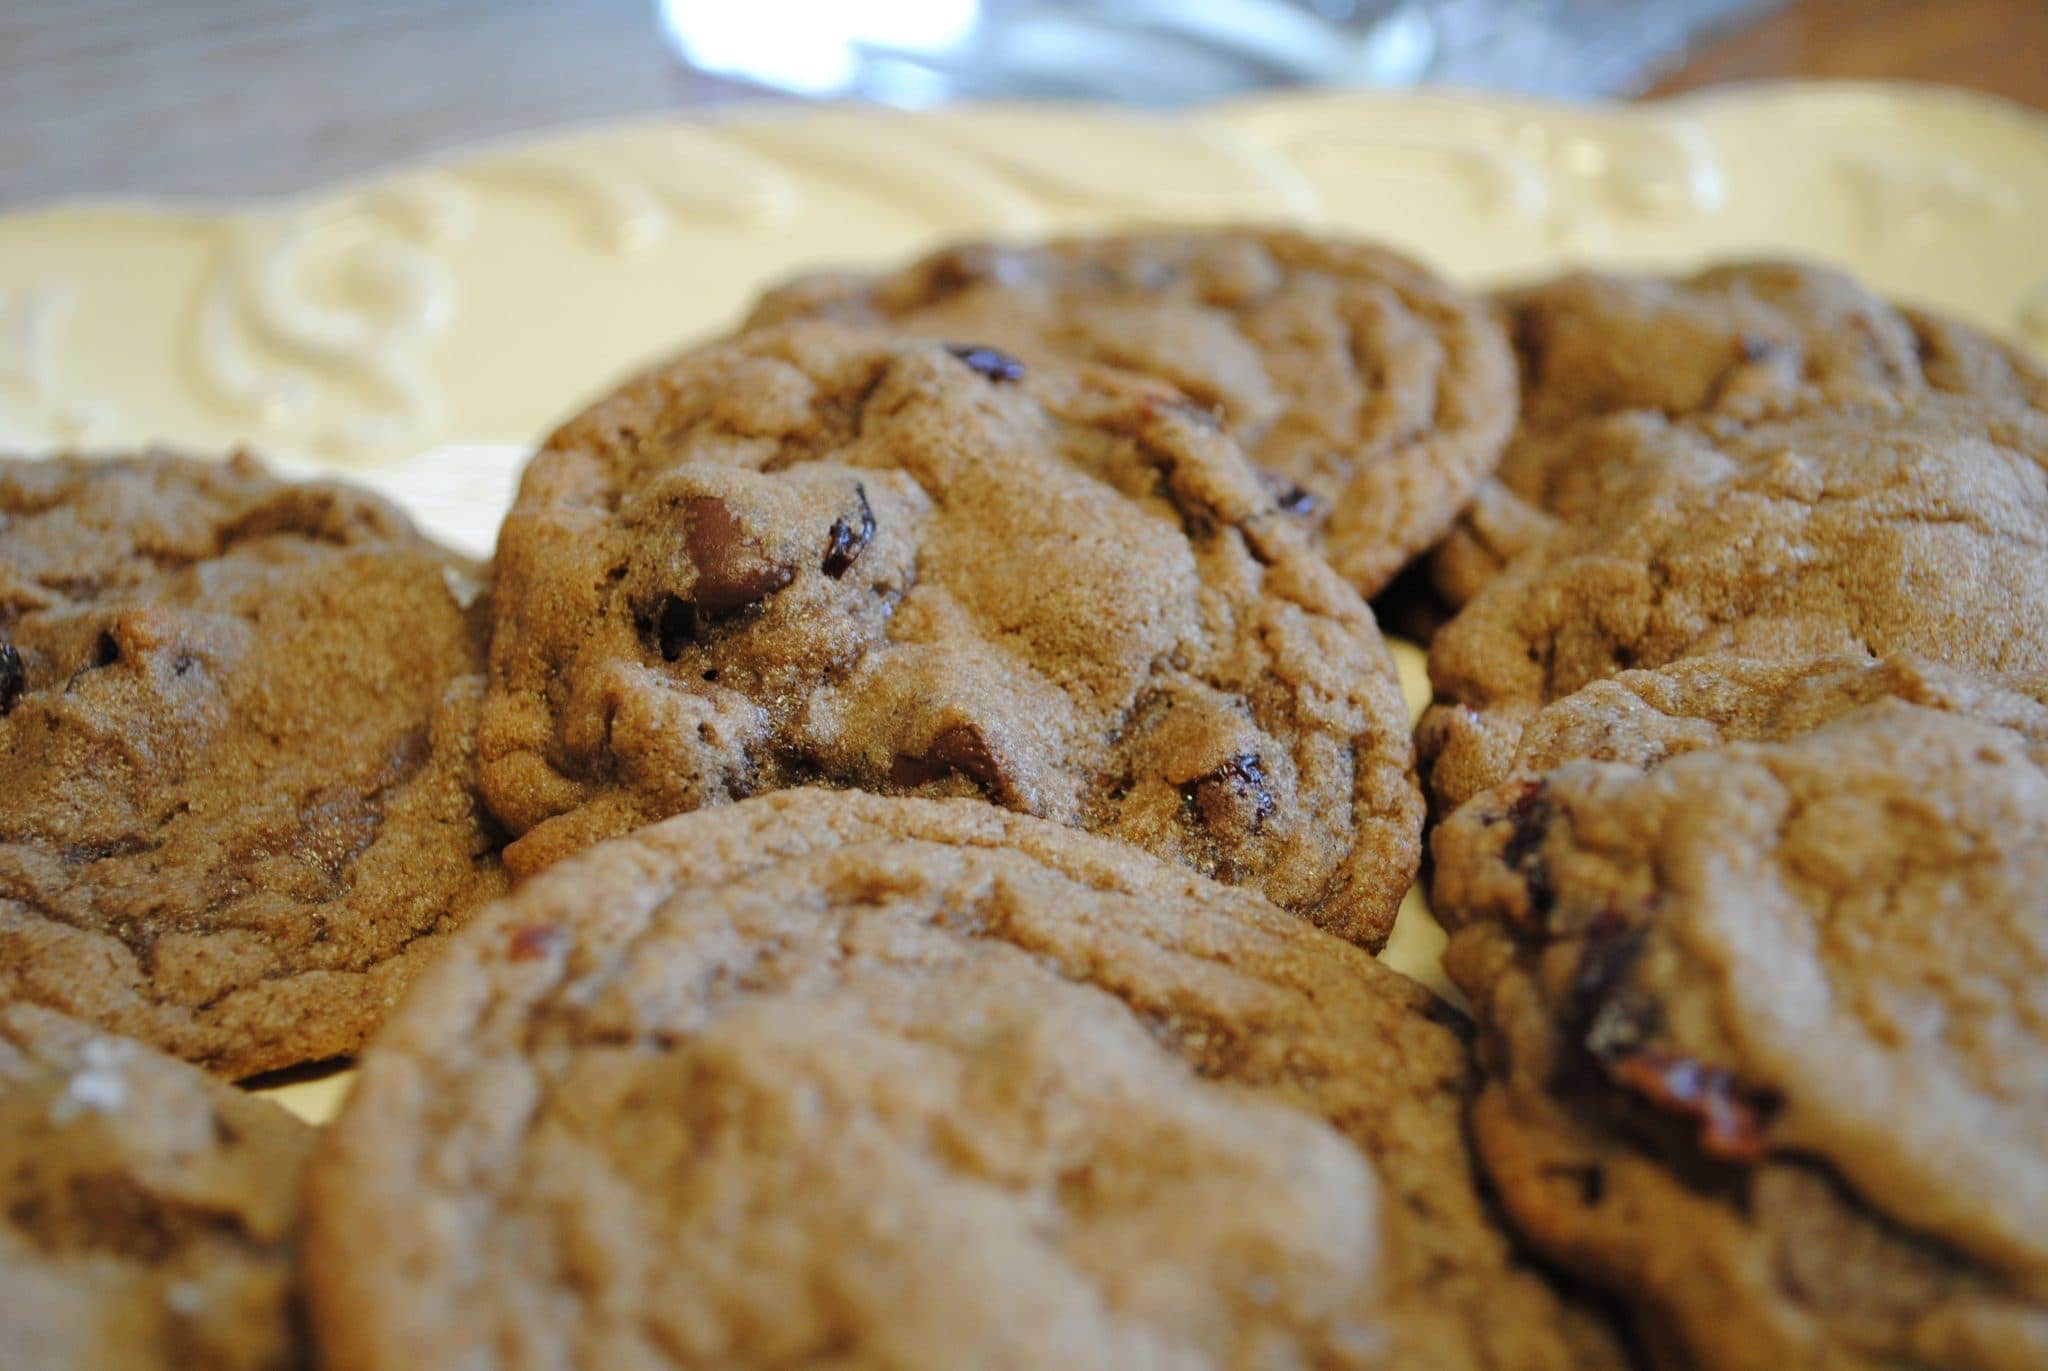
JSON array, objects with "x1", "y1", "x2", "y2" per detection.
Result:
[{"x1": 5, "y1": 83, "x2": 2045, "y2": 1122}]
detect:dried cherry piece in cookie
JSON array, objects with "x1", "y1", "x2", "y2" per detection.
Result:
[
  {"x1": 820, "y1": 484, "x2": 875, "y2": 578},
  {"x1": 1608, "y1": 1051, "x2": 1783, "y2": 1164},
  {"x1": 1181, "y1": 752, "x2": 1277, "y2": 834},
  {"x1": 0, "y1": 641, "x2": 23, "y2": 714}
]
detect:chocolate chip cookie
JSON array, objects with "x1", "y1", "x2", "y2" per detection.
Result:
[
  {"x1": 0, "y1": 453, "x2": 506, "y2": 1077},
  {"x1": 1448, "y1": 650, "x2": 2048, "y2": 796},
  {"x1": 744, "y1": 228, "x2": 1518, "y2": 595},
  {"x1": 1, "y1": 1004, "x2": 311, "y2": 1371},
  {"x1": 308, "y1": 789, "x2": 1625, "y2": 1371},
  {"x1": 1432, "y1": 260, "x2": 2048, "y2": 606},
  {"x1": 481, "y1": 324, "x2": 1420, "y2": 946},
  {"x1": 1432, "y1": 701, "x2": 2048, "y2": 1371},
  {"x1": 1419, "y1": 395, "x2": 2048, "y2": 811}
]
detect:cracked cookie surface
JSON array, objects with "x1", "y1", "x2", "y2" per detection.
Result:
[
  {"x1": 1437, "y1": 650, "x2": 2048, "y2": 805},
  {"x1": 308, "y1": 789, "x2": 1627, "y2": 1371},
  {"x1": 744, "y1": 228, "x2": 1518, "y2": 596},
  {"x1": 481, "y1": 324, "x2": 1419, "y2": 945},
  {"x1": 0, "y1": 454, "x2": 505, "y2": 1076},
  {"x1": 1432, "y1": 701, "x2": 2048, "y2": 1371},
  {"x1": 0, "y1": 1004, "x2": 311, "y2": 1371},
  {"x1": 1418, "y1": 396, "x2": 2048, "y2": 811},
  {"x1": 1432, "y1": 261, "x2": 2048, "y2": 607}
]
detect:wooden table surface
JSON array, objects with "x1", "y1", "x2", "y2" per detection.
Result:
[
  {"x1": 2, "y1": 0, "x2": 2043, "y2": 208},
  {"x1": 1650, "y1": 0, "x2": 2048, "y2": 107}
]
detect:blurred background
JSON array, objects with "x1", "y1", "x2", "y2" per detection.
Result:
[{"x1": 3, "y1": 0, "x2": 2044, "y2": 207}]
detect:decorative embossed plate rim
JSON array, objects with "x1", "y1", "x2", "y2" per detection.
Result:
[{"x1": 3, "y1": 82, "x2": 2045, "y2": 1120}]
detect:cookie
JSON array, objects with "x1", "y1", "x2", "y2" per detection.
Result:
[
  {"x1": 1419, "y1": 395, "x2": 2048, "y2": 811},
  {"x1": 0, "y1": 453, "x2": 506, "y2": 1077},
  {"x1": 1431, "y1": 701, "x2": 2048, "y2": 1371},
  {"x1": 308, "y1": 789, "x2": 1625, "y2": 1371},
  {"x1": 744, "y1": 228, "x2": 1518, "y2": 596},
  {"x1": 1451, "y1": 650, "x2": 2048, "y2": 793},
  {"x1": 481, "y1": 324, "x2": 1420, "y2": 946},
  {"x1": 0, "y1": 1004, "x2": 310, "y2": 1370},
  {"x1": 1432, "y1": 261, "x2": 2048, "y2": 605}
]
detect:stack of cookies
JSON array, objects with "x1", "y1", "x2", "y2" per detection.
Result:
[{"x1": 1, "y1": 230, "x2": 2043, "y2": 1371}]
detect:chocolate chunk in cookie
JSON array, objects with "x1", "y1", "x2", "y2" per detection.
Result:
[
  {"x1": 308, "y1": 790, "x2": 1627, "y2": 1371},
  {"x1": 482, "y1": 324, "x2": 1419, "y2": 947},
  {"x1": 1432, "y1": 702, "x2": 2048, "y2": 1371},
  {"x1": 0, "y1": 453, "x2": 506, "y2": 1076},
  {"x1": 0, "y1": 1004, "x2": 311, "y2": 1370},
  {"x1": 745, "y1": 228, "x2": 1518, "y2": 595}
]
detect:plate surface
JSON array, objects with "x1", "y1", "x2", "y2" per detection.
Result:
[{"x1": 4, "y1": 84, "x2": 2045, "y2": 1119}]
